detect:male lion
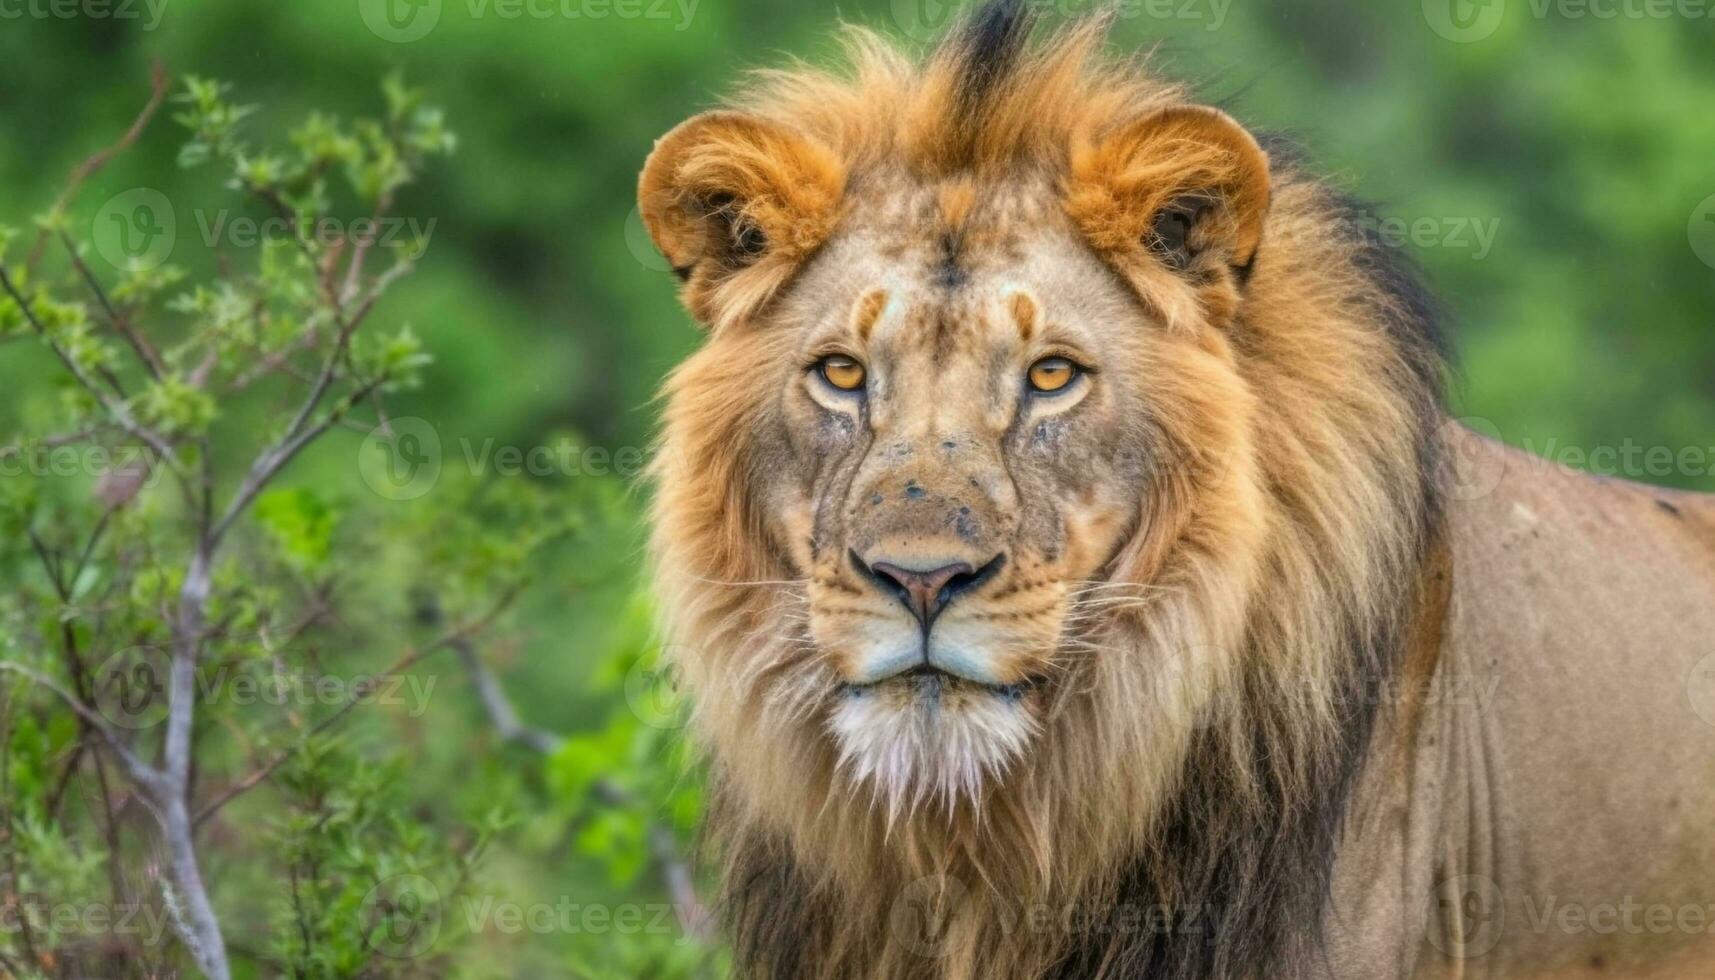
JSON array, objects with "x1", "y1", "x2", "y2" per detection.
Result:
[{"x1": 637, "y1": 3, "x2": 1715, "y2": 978}]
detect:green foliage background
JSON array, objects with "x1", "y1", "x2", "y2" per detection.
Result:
[{"x1": 0, "y1": 0, "x2": 1712, "y2": 976}]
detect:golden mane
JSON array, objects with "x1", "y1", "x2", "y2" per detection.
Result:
[
  {"x1": 730, "y1": 12, "x2": 1181, "y2": 179},
  {"x1": 645, "y1": 3, "x2": 1449, "y2": 978}
]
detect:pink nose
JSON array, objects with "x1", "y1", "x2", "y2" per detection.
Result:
[{"x1": 864, "y1": 556, "x2": 1001, "y2": 628}]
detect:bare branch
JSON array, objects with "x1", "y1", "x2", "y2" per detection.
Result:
[
  {"x1": 211, "y1": 374, "x2": 384, "y2": 544},
  {"x1": 338, "y1": 193, "x2": 393, "y2": 308},
  {"x1": 0, "y1": 264, "x2": 182, "y2": 473},
  {"x1": 157, "y1": 542, "x2": 230, "y2": 979},
  {"x1": 0, "y1": 688, "x2": 47, "y2": 969},
  {"x1": 452, "y1": 637, "x2": 562, "y2": 754},
  {"x1": 26, "y1": 60, "x2": 172, "y2": 274},
  {"x1": 211, "y1": 243, "x2": 414, "y2": 547},
  {"x1": 156, "y1": 794, "x2": 229, "y2": 980},
  {"x1": 0, "y1": 661, "x2": 166, "y2": 798},
  {"x1": 60, "y1": 229, "x2": 168, "y2": 381}
]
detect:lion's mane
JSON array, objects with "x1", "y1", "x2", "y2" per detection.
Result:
[{"x1": 648, "y1": 4, "x2": 1449, "y2": 977}]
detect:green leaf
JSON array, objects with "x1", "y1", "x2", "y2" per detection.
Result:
[
  {"x1": 136, "y1": 374, "x2": 218, "y2": 436},
  {"x1": 255, "y1": 487, "x2": 340, "y2": 572}
]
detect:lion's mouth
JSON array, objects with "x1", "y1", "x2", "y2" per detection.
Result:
[{"x1": 840, "y1": 665, "x2": 1038, "y2": 702}]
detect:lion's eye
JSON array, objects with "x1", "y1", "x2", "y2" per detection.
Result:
[
  {"x1": 818, "y1": 355, "x2": 867, "y2": 392},
  {"x1": 1027, "y1": 357, "x2": 1078, "y2": 394}
]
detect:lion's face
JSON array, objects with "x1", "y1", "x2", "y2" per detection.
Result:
[
  {"x1": 769, "y1": 182, "x2": 1158, "y2": 800},
  {"x1": 641, "y1": 77, "x2": 1274, "y2": 819}
]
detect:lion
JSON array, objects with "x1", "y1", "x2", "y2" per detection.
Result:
[{"x1": 636, "y1": 3, "x2": 1715, "y2": 978}]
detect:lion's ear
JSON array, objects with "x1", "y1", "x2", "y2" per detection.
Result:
[
  {"x1": 639, "y1": 111, "x2": 845, "y2": 326},
  {"x1": 1066, "y1": 105, "x2": 1271, "y2": 278}
]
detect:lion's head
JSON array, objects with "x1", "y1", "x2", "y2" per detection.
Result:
[{"x1": 642, "y1": 4, "x2": 1445, "y2": 977}]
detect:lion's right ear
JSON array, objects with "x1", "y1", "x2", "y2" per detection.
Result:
[
  {"x1": 1065, "y1": 105, "x2": 1271, "y2": 330},
  {"x1": 638, "y1": 111, "x2": 845, "y2": 327}
]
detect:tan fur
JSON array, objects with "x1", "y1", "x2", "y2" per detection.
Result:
[{"x1": 640, "y1": 9, "x2": 1715, "y2": 980}]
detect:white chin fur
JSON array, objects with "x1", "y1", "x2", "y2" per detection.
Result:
[{"x1": 828, "y1": 679, "x2": 1038, "y2": 821}]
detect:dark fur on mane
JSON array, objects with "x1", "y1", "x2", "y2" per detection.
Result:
[{"x1": 947, "y1": 0, "x2": 1032, "y2": 115}]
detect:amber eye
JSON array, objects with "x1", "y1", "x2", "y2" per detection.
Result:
[
  {"x1": 1027, "y1": 357, "x2": 1079, "y2": 393},
  {"x1": 818, "y1": 355, "x2": 867, "y2": 392}
]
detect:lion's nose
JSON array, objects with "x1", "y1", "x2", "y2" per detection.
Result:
[{"x1": 859, "y1": 554, "x2": 1004, "y2": 629}]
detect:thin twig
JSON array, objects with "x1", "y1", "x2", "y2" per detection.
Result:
[
  {"x1": 339, "y1": 195, "x2": 391, "y2": 308},
  {"x1": 0, "y1": 662, "x2": 165, "y2": 798},
  {"x1": 0, "y1": 686, "x2": 46, "y2": 969},
  {"x1": 60, "y1": 229, "x2": 167, "y2": 381},
  {"x1": 0, "y1": 427, "x2": 100, "y2": 462},
  {"x1": 210, "y1": 374, "x2": 384, "y2": 544},
  {"x1": 0, "y1": 264, "x2": 182, "y2": 473},
  {"x1": 452, "y1": 636, "x2": 562, "y2": 754},
  {"x1": 450, "y1": 638, "x2": 714, "y2": 942},
  {"x1": 26, "y1": 61, "x2": 172, "y2": 274}
]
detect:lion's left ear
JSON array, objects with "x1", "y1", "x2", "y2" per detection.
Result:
[{"x1": 1066, "y1": 105, "x2": 1271, "y2": 278}]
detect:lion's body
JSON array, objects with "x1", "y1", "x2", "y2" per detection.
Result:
[
  {"x1": 637, "y1": 4, "x2": 1715, "y2": 978},
  {"x1": 1325, "y1": 433, "x2": 1715, "y2": 980}
]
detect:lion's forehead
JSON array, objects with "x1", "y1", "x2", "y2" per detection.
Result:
[{"x1": 795, "y1": 199, "x2": 1124, "y2": 363}]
